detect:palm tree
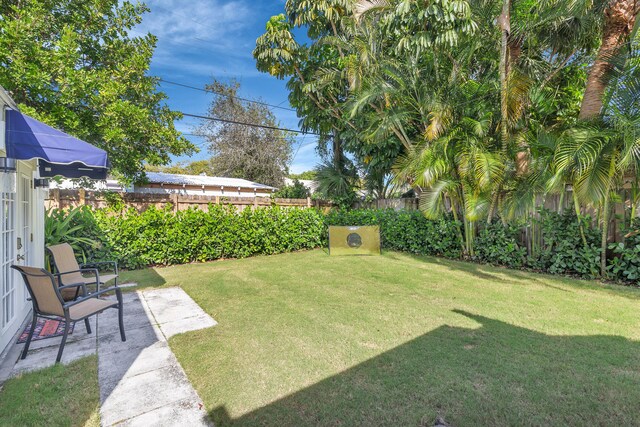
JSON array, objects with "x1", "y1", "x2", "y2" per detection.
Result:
[
  {"x1": 553, "y1": 33, "x2": 640, "y2": 275},
  {"x1": 394, "y1": 109, "x2": 501, "y2": 256},
  {"x1": 579, "y1": 0, "x2": 640, "y2": 119}
]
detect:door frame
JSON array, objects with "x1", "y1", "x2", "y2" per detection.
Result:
[{"x1": 0, "y1": 160, "x2": 37, "y2": 352}]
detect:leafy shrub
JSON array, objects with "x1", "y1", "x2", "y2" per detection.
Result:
[
  {"x1": 474, "y1": 222, "x2": 527, "y2": 268},
  {"x1": 273, "y1": 179, "x2": 310, "y2": 199},
  {"x1": 48, "y1": 205, "x2": 635, "y2": 284},
  {"x1": 44, "y1": 207, "x2": 99, "y2": 270},
  {"x1": 59, "y1": 204, "x2": 325, "y2": 269},
  {"x1": 532, "y1": 209, "x2": 601, "y2": 279},
  {"x1": 608, "y1": 219, "x2": 640, "y2": 284}
]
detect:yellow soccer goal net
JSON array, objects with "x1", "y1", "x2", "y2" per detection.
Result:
[{"x1": 328, "y1": 226, "x2": 381, "y2": 256}]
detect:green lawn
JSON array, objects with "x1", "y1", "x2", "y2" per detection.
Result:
[
  {"x1": 124, "y1": 250, "x2": 640, "y2": 425},
  {"x1": 0, "y1": 355, "x2": 100, "y2": 426}
]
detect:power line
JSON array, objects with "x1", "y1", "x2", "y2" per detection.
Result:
[
  {"x1": 181, "y1": 132, "x2": 310, "y2": 139},
  {"x1": 291, "y1": 134, "x2": 309, "y2": 163},
  {"x1": 180, "y1": 112, "x2": 319, "y2": 135},
  {"x1": 159, "y1": 79, "x2": 297, "y2": 112}
]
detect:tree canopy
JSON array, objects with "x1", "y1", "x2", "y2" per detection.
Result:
[
  {"x1": 196, "y1": 79, "x2": 294, "y2": 187},
  {"x1": 256, "y1": 0, "x2": 640, "y2": 276},
  {"x1": 0, "y1": 0, "x2": 193, "y2": 182}
]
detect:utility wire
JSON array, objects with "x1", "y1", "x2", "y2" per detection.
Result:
[
  {"x1": 160, "y1": 79, "x2": 297, "y2": 112},
  {"x1": 181, "y1": 112, "x2": 319, "y2": 135},
  {"x1": 292, "y1": 134, "x2": 307, "y2": 163},
  {"x1": 181, "y1": 132, "x2": 309, "y2": 139}
]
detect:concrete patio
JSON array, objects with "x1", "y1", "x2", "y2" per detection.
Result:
[{"x1": 0, "y1": 287, "x2": 216, "y2": 426}]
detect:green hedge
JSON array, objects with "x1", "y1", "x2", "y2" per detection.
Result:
[
  {"x1": 56, "y1": 205, "x2": 640, "y2": 285},
  {"x1": 71, "y1": 205, "x2": 324, "y2": 269}
]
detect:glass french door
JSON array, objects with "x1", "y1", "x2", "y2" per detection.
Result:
[
  {"x1": 19, "y1": 175, "x2": 32, "y2": 265},
  {"x1": 1, "y1": 174, "x2": 16, "y2": 341},
  {"x1": 0, "y1": 172, "x2": 32, "y2": 352}
]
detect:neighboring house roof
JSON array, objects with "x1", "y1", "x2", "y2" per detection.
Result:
[
  {"x1": 50, "y1": 179, "x2": 125, "y2": 191},
  {"x1": 144, "y1": 172, "x2": 276, "y2": 191}
]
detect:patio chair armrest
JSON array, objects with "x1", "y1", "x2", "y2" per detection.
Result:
[
  {"x1": 55, "y1": 268, "x2": 99, "y2": 277},
  {"x1": 81, "y1": 261, "x2": 119, "y2": 275},
  {"x1": 63, "y1": 286, "x2": 122, "y2": 309},
  {"x1": 58, "y1": 283, "x2": 88, "y2": 297},
  {"x1": 55, "y1": 268, "x2": 101, "y2": 291}
]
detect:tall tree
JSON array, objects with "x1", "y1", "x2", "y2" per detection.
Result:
[
  {"x1": 145, "y1": 160, "x2": 216, "y2": 176},
  {"x1": 0, "y1": 0, "x2": 193, "y2": 181},
  {"x1": 196, "y1": 80, "x2": 293, "y2": 187},
  {"x1": 579, "y1": 0, "x2": 640, "y2": 119}
]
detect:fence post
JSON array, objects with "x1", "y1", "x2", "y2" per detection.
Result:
[
  {"x1": 254, "y1": 197, "x2": 258, "y2": 209},
  {"x1": 172, "y1": 193, "x2": 179, "y2": 213},
  {"x1": 51, "y1": 188, "x2": 60, "y2": 209},
  {"x1": 78, "y1": 188, "x2": 86, "y2": 207}
]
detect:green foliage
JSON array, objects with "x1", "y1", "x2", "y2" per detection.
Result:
[
  {"x1": 97, "y1": 191, "x2": 126, "y2": 212},
  {"x1": 532, "y1": 209, "x2": 601, "y2": 279},
  {"x1": 44, "y1": 207, "x2": 98, "y2": 270},
  {"x1": 608, "y1": 219, "x2": 640, "y2": 284},
  {"x1": 289, "y1": 171, "x2": 317, "y2": 180},
  {"x1": 146, "y1": 160, "x2": 216, "y2": 176},
  {"x1": 0, "y1": 0, "x2": 194, "y2": 182},
  {"x1": 64, "y1": 205, "x2": 324, "y2": 269},
  {"x1": 274, "y1": 179, "x2": 310, "y2": 198},
  {"x1": 255, "y1": 0, "x2": 640, "y2": 279},
  {"x1": 196, "y1": 79, "x2": 293, "y2": 187},
  {"x1": 315, "y1": 161, "x2": 359, "y2": 209},
  {"x1": 47, "y1": 204, "x2": 640, "y2": 285},
  {"x1": 474, "y1": 222, "x2": 527, "y2": 268}
]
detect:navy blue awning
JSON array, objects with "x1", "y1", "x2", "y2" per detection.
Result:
[{"x1": 5, "y1": 109, "x2": 109, "y2": 179}]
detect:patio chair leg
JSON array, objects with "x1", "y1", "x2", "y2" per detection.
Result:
[
  {"x1": 56, "y1": 320, "x2": 71, "y2": 363},
  {"x1": 84, "y1": 318, "x2": 92, "y2": 334},
  {"x1": 21, "y1": 313, "x2": 38, "y2": 360},
  {"x1": 118, "y1": 304, "x2": 126, "y2": 342}
]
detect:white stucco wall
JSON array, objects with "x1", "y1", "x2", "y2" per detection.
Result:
[{"x1": 0, "y1": 90, "x2": 44, "y2": 354}]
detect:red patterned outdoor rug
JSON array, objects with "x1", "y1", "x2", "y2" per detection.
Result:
[{"x1": 17, "y1": 318, "x2": 75, "y2": 343}]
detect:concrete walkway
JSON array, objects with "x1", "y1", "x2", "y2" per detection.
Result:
[
  {"x1": 98, "y1": 288, "x2": 216, "y2": 426},
  {"x1": 0, "y1": 287, "x2": 217, "y2": 426}
]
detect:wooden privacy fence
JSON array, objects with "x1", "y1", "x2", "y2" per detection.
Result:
[
  {"x1": 358, "y1": 191, "x2": 634, "y2": 246},
  {"x1": 46, "y1": 189, "x2": 332, "y2": 212},
  {"x1": 47, "y1": 188, "x2": 635, "y2": 245},
  {"x1": 354, "y1": 198, "x2": 420, "y2": 210}
]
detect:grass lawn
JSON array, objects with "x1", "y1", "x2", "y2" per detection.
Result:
[
  {"x1": 124, "y1": 250, "x2": 640, "y2": 426},
  {"x1": 0, "y1": 355, "x2": 99, "y2": 426}
]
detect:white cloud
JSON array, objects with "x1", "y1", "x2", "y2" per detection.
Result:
[
  {"x1": 130, "y1": 0, "x2": 266, "y2": 78},
  {"x1": 140, "y1": 0, "x2": 252, "y2": 46},
  {"x1": 151, "y1": 50, "x2": 263, "y2": 78}
]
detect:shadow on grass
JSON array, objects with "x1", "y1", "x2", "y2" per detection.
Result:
[
  {"x1": 210, "y1": 310, "x2": 640, "y2": 426},
  {"x1": 118, "y1": 266, "x2": 167, "y2": 290},
  {"x1": 388, "y1": 251, "x2": 640, "y2": 299}
]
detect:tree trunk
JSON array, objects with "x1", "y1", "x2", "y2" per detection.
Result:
[
  {"x1": 573, "y1": 190, "x2": 588, "y2": 248},
  {"x1": 332, "y1": 132, "x2": 344, "y2": 169},
  {"x1": 600, "y1": 157, "x2": 617, "y2": 277},
  {"x1": 579, "y1": 0, "x2": 640, "y2": 120},
  {"x1": 498, "y1": 0, "x2": 511, "y2": 153},
  {"x1": 600, "y1": 191, "x2": 611, "y2": 277}
]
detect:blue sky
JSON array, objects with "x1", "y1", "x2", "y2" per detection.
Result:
[{"x1": 132, "y1": 0, "x2": 318, "y2": 174}]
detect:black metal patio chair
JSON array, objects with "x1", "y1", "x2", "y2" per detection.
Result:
[
  {"x1": 11, "y1": 265, "x2": 126, "y2": 363},
  {"x1": 47, "y1": 243, "x2": 119, "y2": 301}
]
